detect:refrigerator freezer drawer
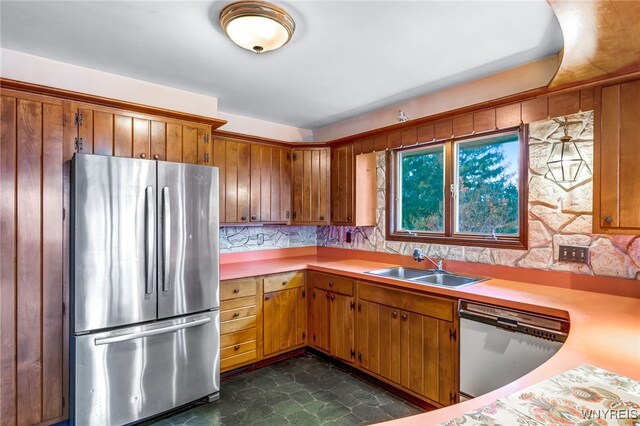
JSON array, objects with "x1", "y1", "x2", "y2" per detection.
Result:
[{"x1": 72, "y1": 311, "x2": 220, "y2": 425}]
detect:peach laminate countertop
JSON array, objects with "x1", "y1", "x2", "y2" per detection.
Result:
[{"x1": 220, "y1": 250, "x2": 640, "y2": 425}]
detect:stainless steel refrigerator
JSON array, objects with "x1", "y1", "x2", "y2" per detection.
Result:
[{"x1": 70, "y1": 153, "x2": 220, "y2": 425}]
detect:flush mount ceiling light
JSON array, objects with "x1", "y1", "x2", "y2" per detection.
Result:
[
  {"x1": 219, "y1": 1, "x2": 295, "y2": 54},
  {"x1": 545, "y1": 117, "x2": 587, "y2": 183}
]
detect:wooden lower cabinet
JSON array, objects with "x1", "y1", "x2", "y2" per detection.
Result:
[
  {"x1": 263, "y1": 272, "x2": 307, "y2": 356},
  {"x1": 309, "y1": 272, "x2": 356, "y2": 364},
  {"x1": 220, "y1": 277, "x2": 260, "y2": 372},
  {"x1": 357, "y1": 282, "x2": 459, "y2": 407}
]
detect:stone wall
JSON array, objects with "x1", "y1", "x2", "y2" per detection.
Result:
[
  {"x1": 219, "y1": 225, "x2": 318, "y2": 253},
  {"x1": 318, "y1": 111, "x2": 640, "y2": 280}
]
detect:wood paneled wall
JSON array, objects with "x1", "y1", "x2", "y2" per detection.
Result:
[{"x1": 1, "y1": 92, "x2": 64, "y2": 425}]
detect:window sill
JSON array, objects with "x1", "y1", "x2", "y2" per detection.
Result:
[{"x1": 385, "y1": 232, "x2": 528, "y2": 250}]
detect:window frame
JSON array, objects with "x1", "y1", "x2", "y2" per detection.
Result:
[{"x1": 386, "y1": 125, "x2": 528, "y2": 249}]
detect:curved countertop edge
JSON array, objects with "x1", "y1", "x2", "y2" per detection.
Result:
[{"x1": 220, "y1": 254, "x2": 640, "y2": 425}]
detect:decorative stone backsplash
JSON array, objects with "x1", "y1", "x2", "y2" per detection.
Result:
[
  {"x1": 219, "y1": 225, "x2": 318, "y2": 253},
  {"x1": 318, "y1": 111, "x2": 640, "y2": 280}
]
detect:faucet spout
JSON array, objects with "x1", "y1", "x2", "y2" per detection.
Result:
[{"x1": 412, "y1": 248, "x2": 444, "y2": 271}]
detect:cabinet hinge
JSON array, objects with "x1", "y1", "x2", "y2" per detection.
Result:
[
  {"x1": 62, "y1": 302, "x2": 66, "y2": 316},
  {"x1": 357, "y1": 303, "x2": 361, "y2": 313},
  {"x1": 301, "y1": 289, "x2": 306, "y2": 299},
  {"x1": 449, "y1": 328, "x2": 457, "y2": 342},
  {"x1": 62, "y1": 208, "x2": 66, "y2": 221},
  {"x1": 75, "y1": 137, "x2": 84, "y2": 152},
  {"x1": 357, "y1": 352, "x2": 362, "y2": 362},
  {"x1": 313, "y1": 333, "x2": 316, "y2": 342},
  {"x1": 286, "y1": 210, "x2": 290, "y2": 219},
  {"x1": 286, "y1": 153, "x2": 291, "y2": 160},
  {"x1": 203, "y1": 153, "x2": 209, "y2": 163},
  {"x1": 204, "y1": 134, "x2": 209, "y2": 143},
  {"x1": 350, "y1": 349, "x2": 356, "y2": 359},
  {"x1": 74, "y1": 112, "x2": 83, "y2": 126},
  {"x1": 350, "y1": 301, "x2": 355, "y2": 311},
  {"x1": 292, "y1": 153, "x2": 297, "y2": 161},
  {"x1": 292, "y1": 211, "x2": 297, "y2": 220},
  {"x1": 449, "y1": 392, "x2": 457, "y2": 404},
  {"x1": 312, "y1": 290, "x2": 316, "y2": 299},
  {"x1": 302, "y1": 331, "x2": 306, "y2": 340}
]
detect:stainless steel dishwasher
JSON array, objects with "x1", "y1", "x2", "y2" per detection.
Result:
[{"x1": 458, "y1": 300, "x2": 569, "y2": 399}]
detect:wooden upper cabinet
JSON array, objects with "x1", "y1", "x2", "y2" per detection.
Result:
[
  {"x1": 594, "y1": 79, "x2": 640, "y2": 234},
  {"x1": 331, "y1": 148, "x2": 377, "y2": 226},
  {"x1": 250, "y1": 144, "x2": 291, "y2": 223},
  {"x1": 331, "y1": 144, "x2": 354, "y2": 224},
  {"x1": 67, "y1": 103, "x2": 212, "y2": 164},
  {"x1": 292, "y1": 147, "x2": 330, "y2": 224},
  {"x1": 212, "y1": 138, "x2": 251, "y2": 224}
]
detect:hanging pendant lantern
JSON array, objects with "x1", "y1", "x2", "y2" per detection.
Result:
[{"x1": 545, "y1": 117, "x2": 587, "y2": 183}]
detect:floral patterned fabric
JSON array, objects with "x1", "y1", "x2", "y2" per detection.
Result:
[{"x1": 442, "y1": 365, "x2": 640, "y2": 426}]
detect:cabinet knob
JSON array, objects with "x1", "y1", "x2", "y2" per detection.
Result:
[
  {"x1": 401, "y1": 313, "x2": 408, "y2": 321},
  {"x1": 139, "y1": 153, "x2": 146, "y2": 159},
  {"x1": 153, "y1": 154, "x2": 159, "y2": 160},
  {"x1": 234, "y1": 345, "x2": 240, "y2": 350},
  {"x1": 233, "y1": 312, "x2": 240, "y2": 318},
  {"x1": 326, "y1": 292, "x2": 330, "y2": 299},
  {"x1": 320, "y1": 216, "x2": 325, "y2": 221},
  {"x1": 329, "y1": 281, "x2": 334, "y2": 287},
  {"x1": 330, "y1": 294, "x2": 336, "y2": 301},
  {"x1": 251, "y1": 216, "x2": 257, "y2": 220},
  {"x1": 265, "y1": 293, "x2": 271, "y2": 300},
  {"x1": 241, "y1": 216, "x2": 247, "y2": 222},
  {"x1": 233, "y1": 288, "x2": 240, "y2": 293},
  {"x1": 347, "y1": 216, "x2": 352, "y2": 221},
  {"x1": 392, "y1": 311, "x2": 398, "y2": 318},
  {"x1": 604, "y1": 216, "x2": 614, "y2": 225},
  {"x1": 282, "y1": 281, "x2": 288, "y2": 286}
]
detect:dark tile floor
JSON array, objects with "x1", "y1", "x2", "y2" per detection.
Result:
[{"x1": 144, "y1": 353, "x2": 423, "y2": 426}]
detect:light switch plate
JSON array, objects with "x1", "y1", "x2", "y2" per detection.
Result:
[{"x1": 558, "y1": 245, "x2": 589, "y2": 263}]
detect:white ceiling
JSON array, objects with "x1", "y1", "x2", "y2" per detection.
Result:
[{"x1": 0, "y1": 1, "x2": 563, "y2": 129}]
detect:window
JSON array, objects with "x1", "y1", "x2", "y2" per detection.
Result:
[{"x1": 387, "y1": 127, "x2": 527, "y2": 249}]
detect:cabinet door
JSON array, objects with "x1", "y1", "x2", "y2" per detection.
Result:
[
  {"x1": 329, "y1": 293, "x2": 355, "y2": 363},
  {"x1": 292, "y1": 147, "x2": 330, "y2": 224},
  {"x1": 250, "y1": 145, "x2": 291, "y2": 223},
  {"x1": 595, "y1": 79, "x2": 640, "y2": 233},
  {"x1": 400, "y1": 311, "x2": 457, "y2": 406},
  {"x1": 263, "y1": 287, "x2": 306, "y2": 356},
  {"x1": 331, "y1": 144, "x2": 354, "y2": 224},
  {"x1": 357, "y1": 300, "x2": 400, "y2": 383},
  {"x1": 310, "y1": 289, "x2": 330, "y2": 352},
  {"x1": 215, "y1": 139, "x2": 250, "y2": 223}
]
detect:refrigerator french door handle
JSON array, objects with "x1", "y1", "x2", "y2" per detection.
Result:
[
  {"x1": 162, "y1": 187, "x2": 171, "y2": 292},
  {"x1": 145, "y1": 186, "x2": 155, "y2": 295},
  {"x1": 93, "y1": 317, "x2": 211, "y2": 346}
]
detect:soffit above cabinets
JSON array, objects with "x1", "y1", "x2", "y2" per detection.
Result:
[{"x1": 0, "y1": 1, "x2": 563, "y2": 129}]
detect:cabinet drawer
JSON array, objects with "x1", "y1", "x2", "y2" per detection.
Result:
[
  {"x1": 220, "y1": 315, "x2": 256, "y2": 334},
  {"x1": 312, "y1": 273, "x2": 353, "y2": 296},
  {"x1": 221, "y1": 350, "x2": 257, "y2": 370},
  {"x1": 220, "y1": 278, "x2": 256, "y2": 301},
  {"x1": 221, "y1": 328, "x2": 256, "y2": 347},
  {"x1": 221, "y1": 295, "x2": 257, "y2": 311},
  {"x1": 263, "y1": 271, "x2": 304, "y2": 293},
  {"x1": 359, "y1": 283, "x2": 402, "y2": 307},
  {"x1": 220, "y1": 305, "x2": 257, "y2": 322},
  {"x1": 221, "y1": 340, "x2": 256, "y2": 359},
  {"x1": 402, "y1": 292, "x2": 454, "y2": 322}
]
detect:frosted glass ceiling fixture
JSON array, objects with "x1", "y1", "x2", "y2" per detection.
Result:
[
  {"x1": 545, "y1": 117, "x2": 587, "y2": 183},
  {"x1": 220, "y1": 1, "x2": 295, "y2": 54}
]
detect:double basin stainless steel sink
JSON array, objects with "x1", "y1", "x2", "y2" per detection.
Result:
[{"x1": 365, "y1": 266, "x2": 486, "y2": 288}]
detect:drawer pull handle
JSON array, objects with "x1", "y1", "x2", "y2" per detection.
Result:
[
  {"x1": 233, "y1": 288, "x2": 240, "y2": 293},
  {"x1": 401, "y1": 313, "x2": 408, "y2": 321},
  {"x1": 153, "y1": 154, "x2": 159, "y2": 160},
  {"x1": 330, "y1": 294, "x2": 336, "y2": 301},
  {"x1": 234, "y1": 345, "x2": 240, "y2": 350},
  {"x1": 326, "y1": 292, "x2": 330, "y2": 299},
  {"x1": 604, "y1": 216, "x2": 613, "y2": 225},
  {"x1": 233, "y1": 312, "x2": 240, "y2": 318},
  {"x1": 392, "y1": 311, "x2": 398, "y2": 318},
  {"x1": 329, "y1": 281, "x2": 334, "y2": 287},
  {"x1": 139, "y1": 153, "x2": 146, "y2": 159},
  {"x1": 265, "y1": 294, "x2": 271, "y2": 300},
  {"x1": 282, "y1": 280, "x2": 288, "y2": 286}
]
